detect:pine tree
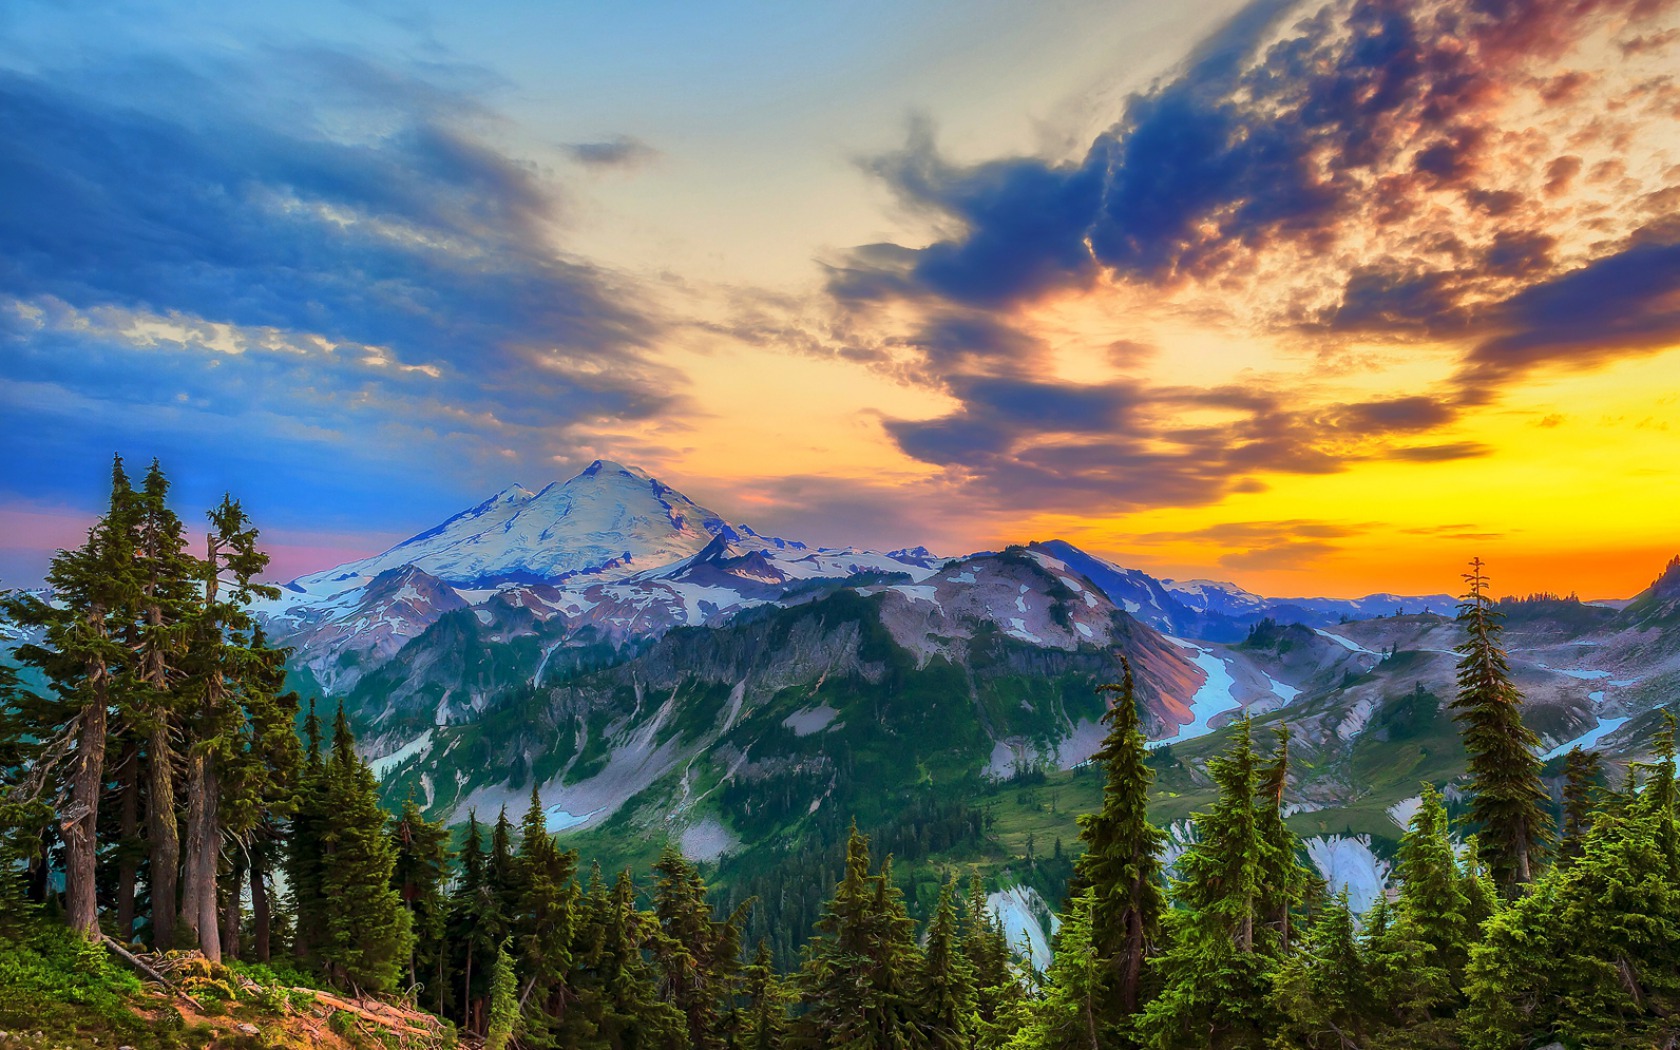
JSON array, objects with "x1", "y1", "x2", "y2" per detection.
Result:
[
  {"x1": 486, "y1": 939, "x2": 521, "y2": 1050},
  {"x1": 511, "y1": 787, "x2": 577, "y2": 1046},
  {"x1": 1558, "y1": 747, "x2": 1602, "y2": 868},
  {"x1": 1268, "y1": 892, "x2": 1376, "y2": 1050},
  {"x1": 797, "y1": 825, "x2": 927, "y2": 1050},
  {"x1": 915, "y1": 878, "x2": 975, "y2": 1050},
  {"x1": 391, "y1": 794, "x2": 452, "y2": 1011},
  {"x1": 8, "y1": 458, "x2": 140, "y2": 938},
  {"x1": 1136, "y1": 717, "x2": 1279, "y2": 1049},
  {"x1": 1069, "y1": 657, "x2": 1165, "y2": 1026},
  {"x1": 1452, "y1": 559, "x2": 1548, "y2": 894},
  {"x1": 1005, "y1": 889, "x2": 1102, "y2": 1050},
  {"x1": 316, "y1": 706, "x2": 412, "y2": 992}
]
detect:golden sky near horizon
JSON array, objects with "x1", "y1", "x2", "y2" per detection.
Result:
[{"x1": 2, "y1": 0, "x2": 1679, "y2": 600}]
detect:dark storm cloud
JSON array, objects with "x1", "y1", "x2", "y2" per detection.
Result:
[{"x1": 0, "y1": 54, "x2": 679, "y2": 517}]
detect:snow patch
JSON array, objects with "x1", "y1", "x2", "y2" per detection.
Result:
[
  {"x1": 783, "y1": 705, "x2": 839, "y2": 737},
  {"x1": 1305, "y1": 835, "x2": 1390, "y2": 913},
  {"x1": 1387, "y1": 795, "x2": 1423, "y2": 830},
  {"x1": 678, "y1": 818, "x2": 738, "y2": 862},
  {"x1": 1542, "y1": 716, "x2": 1630, "y2": 760},
  {"x1": 1151, "y1": 642, "x2": 1242, "y2": 747},
  {"x1": 987, "y1": 886, "x2": 1060, "y2": 972},
  {"x1": 369, "y1": 730, "x2": 434, "y2": 779}
]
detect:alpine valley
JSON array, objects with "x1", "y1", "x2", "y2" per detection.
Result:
[{"x1": 256, "y1": 461, "x2": 1680, "y2": 966}]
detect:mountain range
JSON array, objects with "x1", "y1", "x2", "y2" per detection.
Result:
[{"x1": 251, "y1": 461, "x2": 1680, "y2": 964}]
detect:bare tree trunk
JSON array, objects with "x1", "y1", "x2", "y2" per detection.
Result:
[
  {"x1": 1121, "y1": 903, "x2": 1144, "y2": 1014},
  {"x1": 181, "y1": 531, "x2": 224, "y2": 961},
  {"x1": 146, "y1": 722, "x2": 180, "y2": 948},
  {"x1": 65, "y1": 648, "x2": 110, "y2": 938},
  {"x1": 251, "y1": 851, "x2": 271, "y2": 963},
  {"x1": 115, "y1": 738, "x2": 141, "y2": 941},
  {"x1": 221, "y1": 850, "x2": 242, "y2": 961},
  {"x1": 182, "y1": 751, "x2": 222, "y2": 961}
]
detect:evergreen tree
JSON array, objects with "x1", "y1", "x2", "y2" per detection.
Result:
[
  {"x1": 915, "y1": 878, "x2": 975, "y2": 1050},
  {"x1": 287, "y1": 699, "x2": 330, "y2": 967},
  {"x1": 1452, "y1": 559, "x2": 1547, "y2": 893},
  {"x1": 8, "y1": 459, "x2": 140, "y2": 938},
  {"x1": 1005, "y1": 889, "x2": 1102, "y2": 1050},
  {"x1": 1558, "y1": 747, "x2": 1602, "y2": 868},
  {"x1": 391, "y1": 794, "x2": 452, "y2": 1009},
  {"x1": 1137, "y1": 717, "x2": 1279, "y2": 1049},
  {"x1": 512, "y1": 787, "x2": 578, "y2": 1047},
  {"x1": 739, "y1": 940, "x2": 790, "y2": 1050},
  {"x1": 130, "y1": 459, "x2": 199, "y2": 950},
  {"x1": 1254, "y1": 724, "x2": 1312, "y2": 953},
  {"x1": 1269, "y1": 892, "x2": 1377, "y2": 1050},
  {"x1": 963, "y1": 871, "x2": 1024, "y2": 1050},
  {"x1": 652, "y1": 846, "x2": 748, "y2": 1050},
  {"x1": 487, "y1": 939, "x2": 522, "y2": 1050},
  {"x1": 1069, "y1": 657, "x2": 1165, "y2": 1027},
  {"x1": 316, "y1": 705, "x2": 412, "y2": 992},
  {"x1": 1463, "y1": 716, "x2": 1680, "y2": 1048},
  {"x1": 797, "y1": 825, "x2": 927, "y2": 1050},
  {"x1": 447, "y1": 812, "x2": 507, "y2": 1035}
]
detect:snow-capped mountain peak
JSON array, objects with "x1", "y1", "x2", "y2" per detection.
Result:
[{"x1": 290, "y1": 461, "x2": 777, "y2": 592}]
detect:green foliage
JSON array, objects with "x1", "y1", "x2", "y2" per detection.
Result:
[
  {"x1": 485, "y1": 940, "x2": 520, "y2": 1050},
  {"x1": 1452, "y1": 560, "x2": 1549, "y2": 893}
]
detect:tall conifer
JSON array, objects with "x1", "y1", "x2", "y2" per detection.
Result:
[
  {"x1": 1070, "y1": 657, "x2": 1164, "y2": 1024},
  {"x1": 1452, "y1": 559, "x2": 1547, "y2": 893}
]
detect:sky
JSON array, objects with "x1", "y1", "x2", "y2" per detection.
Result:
[{"x1": 3, "y1": 0, "x2": 1679, "y2": 599}]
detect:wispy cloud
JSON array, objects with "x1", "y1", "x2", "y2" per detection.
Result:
[{"x1": 0, "y1": 50, "x2": 682, "y2": 524}]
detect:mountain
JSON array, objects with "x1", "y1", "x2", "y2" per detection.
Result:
[
  {"x1": 287, "y1": 460, "x2": 798, "y2": 591},
  {"x1": 1033, "y1": 540, "x2": 1456, "y2": 641},
  {"x1": 249, "y1": 463, "x2": 1680, "y2": 961}
]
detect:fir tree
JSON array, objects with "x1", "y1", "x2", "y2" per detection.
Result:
[
  {"x1": 963, "y1": 871, "x2": 1024, "y2": 1050},
  {"x1": 1254, "y1": 724, "x2": 1312, "y2": 953},
  {"x1": 1070, "y1": 657, "x2": 1165, "y2": 1025},
  {"x1": 1136, "y1": 717, "x2": 1279, "y2": 1050},
  {"x1": 915, "y1": 878, "x2": 975, "y2": 1050},
  {"x1": 1005, "y1": 889, "x2": 1103, "y2": 1050},
  {"x1": 1558, "y1": 747, "x2": 1602, "y2": 868},
  {"x1": 652, "y1": 846, "x2": 748, "y2": 1050},
  {"x1": 797, "y1": 825, "x2": 927, "y2": 1050},
  {"x1": 447, "y1": 812, "x2": 506, "y2": 1035},
  {"x1": 1452, "y1": 559, "x2": 1548, "y2": 893},
  {"x1": 8, "y1": 458, "x2": 140, "y2": 938},
  {"x1": 739, "y1": 940, "x2": 790, "y2": 1050},
  {"x1": 130, "y1": 459, "x2": 199, "y2": 949},
  {"x1": 486, "y1": 939, "x2": 522, "y2": 1050},
  {"x1": 512, "y1": 786, "x2": 578, "y2": 1046},
  {"x1": 287, "y1": 699, "x2": 330, "y2": 966},
  {"x1": 1268, "y1": 892, "x2": 1376, "y2": 1050},
  {"x1": 391, "y1": 794, "x2": 452, "y2": 1010},
  {"x1": 316, "y1": 705, "x2": 412, "y2": 992}
]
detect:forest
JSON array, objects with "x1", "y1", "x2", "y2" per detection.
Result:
[{"x1": 2, "y1": 460, "x2": 1676, "y2": 1050}]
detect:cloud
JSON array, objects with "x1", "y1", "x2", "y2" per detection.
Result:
[
  {"x1": 562, "y1": 135, "x2": 662, "y2": 170},
  {"x1": 0, "y1": 52, "x2": 682, "y2": 525},
  {"x1": 822, "y1": 0, "x2": 1679, "y2": 515}
]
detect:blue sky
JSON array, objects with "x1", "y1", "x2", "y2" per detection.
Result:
[{"x1": 4, "y1": 0, "x2": 1679, "y2": 596}]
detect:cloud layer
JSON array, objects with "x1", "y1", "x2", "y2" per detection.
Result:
[
  {"x1": 0, "y1": 50, "x2": 675, "y2": 528},
  {"x1": 830, "y1": 0, "x2": 1680, "y2": 517}
]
